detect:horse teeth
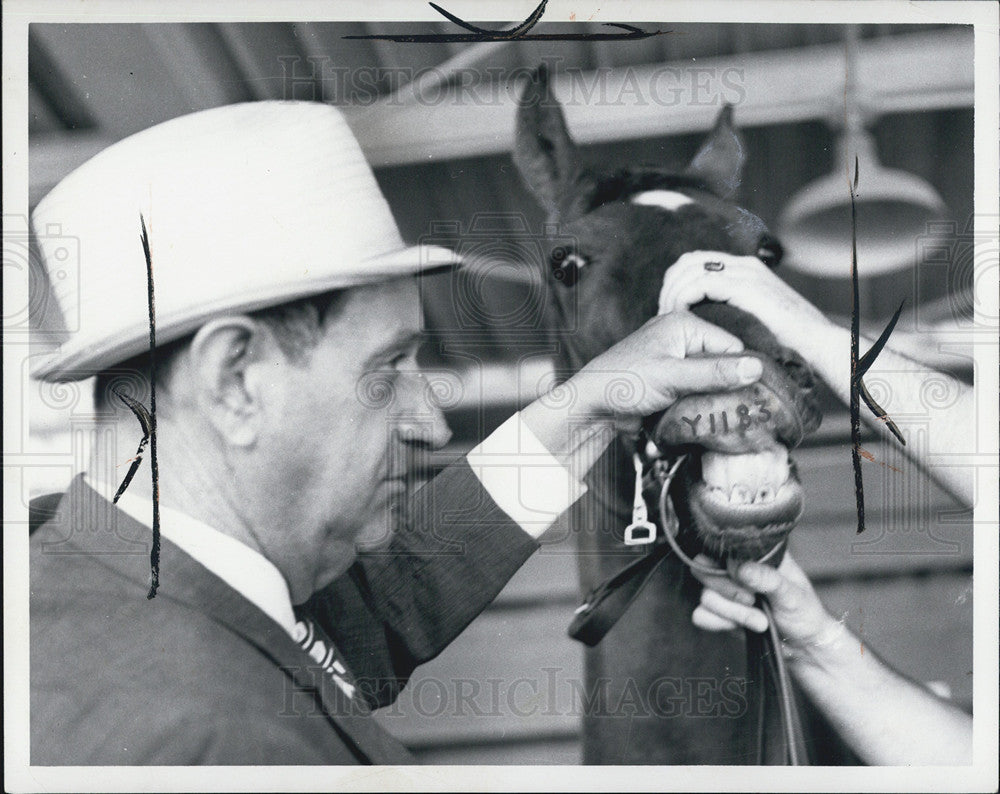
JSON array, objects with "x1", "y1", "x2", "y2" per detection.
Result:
[
  {"x1": 729, "y1": 484, "x2": 754, "y2": 505},
  {"x1": 756, "y1": 486, "x2": 775, "y2": 503},
  {"x1": 707, "y1": 485, "x2": 727, "y2": 501},
  {"x1": 702, "y1": 450, "x2": 790, "y2": 493}
]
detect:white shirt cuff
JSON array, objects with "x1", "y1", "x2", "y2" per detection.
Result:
[{"x1": 466, "y1": 412, "x2": 588, "y2": 540}]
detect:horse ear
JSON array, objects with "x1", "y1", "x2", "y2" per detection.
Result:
[
  {"x1": 513, "y1": 65, "x2": 583, "y2": 216},
  {"x1": 684, "y1": 105, "x2": 746, "y2": 199}
]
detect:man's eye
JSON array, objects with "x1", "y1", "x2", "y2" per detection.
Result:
[{"x1": 388, "y1": 347, "x2": 422, "y2": 370}]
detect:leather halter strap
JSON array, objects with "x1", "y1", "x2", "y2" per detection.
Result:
[
  {"x1": 568, "y1": 457, "x2": 784, "y2": 646},
  {"x1": 568, "y1": 537, "x2": 673, "y2": 647}
]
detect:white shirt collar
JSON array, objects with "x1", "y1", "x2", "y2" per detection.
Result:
[{"x1": 84, "y1": 475, "x2": 298, "y2": 639}]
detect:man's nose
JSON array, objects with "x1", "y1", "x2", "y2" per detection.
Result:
[
  {"x1": 395, "y1": 373, "x2": 453, "y2": 450},
  {"x1": 395, "y1": 408, "x2": 452, "y2": 450}
]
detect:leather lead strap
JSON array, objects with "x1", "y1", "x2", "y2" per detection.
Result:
[{"x1": 568, "y1": 541, "x2": 672, "y2": 646}]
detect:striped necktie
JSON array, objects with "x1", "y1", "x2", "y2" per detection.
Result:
[{"x1": 293, "y1": 613, "x2": 365, "y2": 709}]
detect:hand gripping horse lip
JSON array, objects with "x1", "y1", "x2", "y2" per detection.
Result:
[{"x1": 653, "y1": 350, "x2": 819, "y2": 559}]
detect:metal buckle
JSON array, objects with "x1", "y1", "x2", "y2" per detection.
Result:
[{"x1": 624, "y1": 519, "x2": 657, "y2": 546}]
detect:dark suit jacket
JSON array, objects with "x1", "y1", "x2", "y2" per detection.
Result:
[{"x1": 30, "y1": 462, "x2": 538, "y2": 764}]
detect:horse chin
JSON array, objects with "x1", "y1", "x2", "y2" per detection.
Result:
[{"x1": 682, "y1": 453, "x2": 804, "y2": 561}]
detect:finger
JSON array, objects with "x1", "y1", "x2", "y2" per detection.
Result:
[
  {"x1": 659, "y1": 252, "x2": 776, "y2": 315},
  {"x1": 735, "y1": 560, "x2": 783, "y2": 593},
  {"x1": 658, "y1": 268, "x2": 713, "y2": 315},
  {"x1": 692, "y1": 552, "x2": 721, "y2": 568},
  {"x1": 777, "y1": 552, "x2": 811, "y2": 588},
  {"x1": 657, "y1": 252, "x2": 715, "y2": 314},
  {"x1": 692, "y1": 604, "x2": 741, "y2": 633},
  {"x1": 696, "y1": 575, "x2": 757, "y2": 607},
  {"x1": 663, "y1": 354, "x2": 763, "y2": 395},
  {"x1": 680, "y1": 313, "x2": 745, "y2": 355},
  {"x1": 700, "y1": 588, "x2": 769, "y2": 633},
  {"x1": 691, "y1": 557, "x2": 756, "y2": 606},
  {"x1": 658, "y1": 251, "x2": 746, "y2": 313},
  {"x1": 735, "y1": 561, "x2": 801, "y2": 614},
  {"x1": 659, "y1": 278, "x2": 729, "y2": 315},
  {"x1": 642, "y1": 312, "x2": 742, "y2": 357},
  {"x1": 661, "y1": 250, "x2": 744, "y2": 290}
]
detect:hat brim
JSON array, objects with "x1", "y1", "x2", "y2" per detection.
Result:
[{"x1": 31, "y1": 244, "x2": 462, "y2": 382}]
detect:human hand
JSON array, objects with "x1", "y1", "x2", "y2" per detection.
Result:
[
  {"x1": 567, "y1": 310, "x2": 764, "y2": 422},
  {"x1": 691, "y1": 552, "x2": 847, "y2": 663},
  {"x1": 657, "y1": 251, "x2": 835, "y2": 357}
]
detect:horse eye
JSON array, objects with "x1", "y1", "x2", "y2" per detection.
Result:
[
  {"x1": 550, "y1": 247, "x2": 588, "y2": 287},
  {"x1": 756, "y1": 234, "x2": 783, "y2": 268}
]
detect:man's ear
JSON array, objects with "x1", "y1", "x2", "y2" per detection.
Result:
[{"x1": 185, "y1": 316, "x2": 273, "y2": 447}]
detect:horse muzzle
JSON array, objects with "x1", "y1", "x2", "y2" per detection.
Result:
[{"x1": 652, "y1": 351, "x2": 822, "y2": 560}]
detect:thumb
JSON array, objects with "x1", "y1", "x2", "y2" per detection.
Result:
[
  {"x1": 736, "y1": 561, "x2": 785, "y2": 596},
  {"x1": 665, "y1": 355, "x2": 763, "y2": 395},
  {"x1": 778, "y1": 552, "x2": 812, "y2": 589},
  {"x1": 737, "y1": 562, "x2": 804, "y2": 616}
]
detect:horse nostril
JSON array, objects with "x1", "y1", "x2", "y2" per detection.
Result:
[{"x1": 756, "y1": 234, "x2": 784, "y2": 268}]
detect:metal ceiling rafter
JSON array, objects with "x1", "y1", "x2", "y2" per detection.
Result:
[
  {"x1": 137, "y1": 24, "x2": 250, "y2": 110},
  {"x1": 27, "y1": 26, "x2": 96, "y2": 131},
  {"x1": 348, "y1": 28, "x2": 974, "y2": 167},
  {"x1": 214, "y1": 23, "x2": 278, "y2": 101}
]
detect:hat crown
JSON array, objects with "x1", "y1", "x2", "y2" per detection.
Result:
[{"x1": 31, "y1": 101, "x2": 456, "y2": 381}]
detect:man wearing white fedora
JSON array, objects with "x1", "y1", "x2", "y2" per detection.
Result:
[{"x1": 28, "y1": 101, "x2": 766, "y2": 764}]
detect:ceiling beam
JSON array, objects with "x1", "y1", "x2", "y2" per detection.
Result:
[
  {"x1": 346, "y1": 28, "x2": 973, "y2": 166},
  {"x1": 29, "y1": 28, "x2": 973, "y2": 205}
]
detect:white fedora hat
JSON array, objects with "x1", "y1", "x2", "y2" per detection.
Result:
[{"x1": 31, "y1": 101, "x2": 461, "y2": 382}]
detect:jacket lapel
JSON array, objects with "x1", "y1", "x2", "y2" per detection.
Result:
[{"x1": 47, "y1": 476, "x2": 414, "y2": 765}]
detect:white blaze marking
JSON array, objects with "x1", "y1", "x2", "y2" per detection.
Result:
[
  {"x1": 631, "y1": 189, "x2": 699, "y2": 315},
  {"x1": 631, "y1": 190, "x2": 695, "y2": 212}
]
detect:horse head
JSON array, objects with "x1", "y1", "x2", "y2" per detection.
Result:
[{"x1": 513, "y1": 66, "x2": 822, "y2": 564}]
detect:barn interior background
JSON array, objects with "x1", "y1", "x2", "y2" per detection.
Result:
[{"x1": 24, "y1": 21, "x2": 975, "y2": 763}]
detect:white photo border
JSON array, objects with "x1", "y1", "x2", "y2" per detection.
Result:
[{"x1": 4, "y1": 1, "x2": 998, "y2": 791}]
